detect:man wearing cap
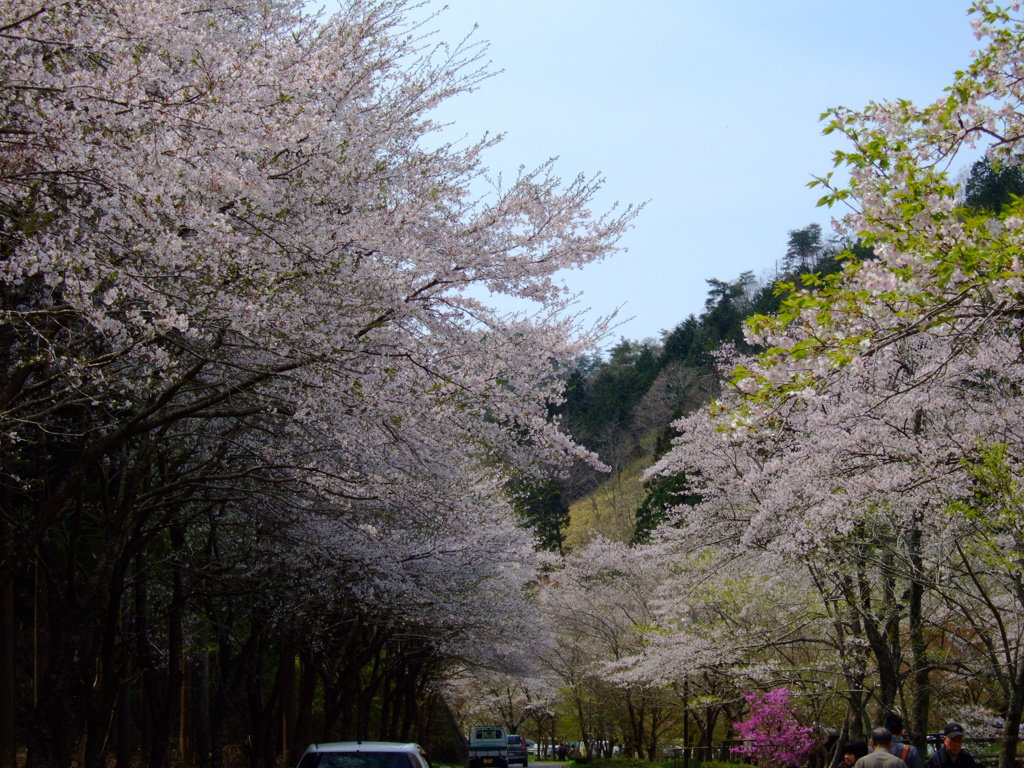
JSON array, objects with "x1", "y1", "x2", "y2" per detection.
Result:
[
  {"x1": 926, "y1": 723, "x2": 977, "y2": 768},
  {"x1": 854, "y1": 728, "x2": 908, "y2": 768}
]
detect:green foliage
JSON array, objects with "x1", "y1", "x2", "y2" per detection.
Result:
[
  {"x1": 661, "y1": 315, "x2": 703, "y2": 365},
  {"x1": 571, "y1": 759, "x2": 646, "y2": 768},
  {"x1": 557, "y1": 341, "x2": 662, "y2": 444},
  {"x1": 565, "y1": 453, "x2": 651, "y2": 549},
  {"x1": 631, "y1": 469, "x2": 701, "y2": 544},
  {"x1": 573, "y1": 759, "x2": 738, "y2": 768},
  {"x1": 949, "y1": 442, "x2": 1024, "y2": 570},
  {"x1": 629, "y1": 232, "x2": 854, "y2": 542},
  {"x1": 659, "y1": 239, "x2": 853, "y2": 372},
  {"x1": 509, "y1": 477, "x2": 571, "y2": 553},
  {"x1": 784, "y1": 223, "x2": 823, "y2": 272},
  {"x1": 661, "y1": 272, "x2": 762, "y2": 368},
  {"x1": 632, "y1": 410, "x2": 702, "y2": 544},
  {"x1": 963, "y1": 154, "x2": 1024, "y2": 214}
]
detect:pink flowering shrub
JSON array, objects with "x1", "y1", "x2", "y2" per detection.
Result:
[{"x1": 732, "y1": 688, "x2": 817, "y2": 768}]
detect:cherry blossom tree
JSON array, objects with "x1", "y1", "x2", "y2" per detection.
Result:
[
  {"x1": 0, "y1": 0, "x2": 632, "y2": 582},
  {"x1": 536, "y1": 537, "x2": 680, "y2": 759},
  {"x1": 649, "y1": 334, "x2": 1024, "y2": 745},
  {"x1": 446, "y1": 668, "x2": 560, "y2": 745},
  {"x1": 537, "y1": 537, "x2": 830, "y2": 759},
  {"x1": 0, "y1": 0, "x2": 637, "y2": 765},
  {"x1": 614, "y1": 538, "x2": 843, "y2": 751},
  {"x1": 647, "y1": 4, "x2": 1024, "y2": 766}
]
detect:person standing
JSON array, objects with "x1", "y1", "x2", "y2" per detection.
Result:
[
  {"x1": 854, "y1": 729, "x2": 909, "y2": 768},
  {"x1": 926, "y1": 723, "x2": 977, "y2": 768},
  {"x1": 841, "y1": 739, "x2": 869, "y2": 767},
  {"x1": 883, "y1": 713, "x2": 922, "y2": 768}
]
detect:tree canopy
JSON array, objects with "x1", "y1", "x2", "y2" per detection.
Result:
[
  {"x1": 0, "y1": 1, "x2": 637, "y2": 766},
  {"x1": 646, "y1": 3, "x2": 1024, "y2": 766}
]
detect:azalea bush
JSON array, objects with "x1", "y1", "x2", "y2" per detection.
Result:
[{"x1": 732, "y1": 688, "x2": 817, "y2": 768}]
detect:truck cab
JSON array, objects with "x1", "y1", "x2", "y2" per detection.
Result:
[{"x1": 468, "y1": 726, "x2": 508, "y2": 768}]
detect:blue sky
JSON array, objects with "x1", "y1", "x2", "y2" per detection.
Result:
[{"x1": 374, "y1": 1, "x2": 983, "y2": 344}]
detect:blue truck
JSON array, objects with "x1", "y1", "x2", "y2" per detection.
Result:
[{"x1": 469, "y1": 726, "x2": 508, "y2": 768}]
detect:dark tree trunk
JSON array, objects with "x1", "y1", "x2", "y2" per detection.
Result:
[
  {"x1": 999, "y1": 571, "x2": 1024, "y2": 768},
  {"x1": 242, "y1": 614, "x2": 283, "y2": 768},
  {"x1": 117, "y1": 663, "x2": 133, "y2": 768},
  {"x1": 279, "y1": 638, "x2": 296, "y2": 766},
  {"x1": 196, "y1": 652, "x2": 212, "y2": 768},
  {"x1": 854, "y1": 553, "x2": 902, "y2": 717},
  {"x1": 379, "y1": 678, "x2": 395, "y2": 741},
  {"x1": 906, "y1": 523, "x2": 931, "y2": 750},
  {"x1": 1000, "y1": 655, "x2": 1024, "y2": 768},
  {"x1": 26, "y1": 626, "x2": 78, "y2": 768},
  {"x1": 399, "y1": 667, "x2": 419, "y2": 742},
  {"x1": 209, "y1": 628, "x2": 233, "y2": 768},
  {"x1": 646, "y1": 701, "x2": 661, "y2": 763},
  {"x1": 181, "y1": 660, "x2": 195, "y2": 767},
  {"x1": 0, "y1": 578, "x2": 14, "y2": 768},
  {"x1": 291, "y1": 650, "x2": 317, "y2": 765},
  {"x1": 84, "y1": 554, "x2": 134, "y2": 768}
]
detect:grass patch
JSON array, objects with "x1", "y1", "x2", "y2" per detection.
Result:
[
  {"x1": 568, "y1": 760, "x2": 649, "y2": 768},
  {"x1": 566, "y1": 455, "x2": 650, "y2": 549},
  {"x1": 568, "y1": 760, "x2": 740, "y2": 768}
]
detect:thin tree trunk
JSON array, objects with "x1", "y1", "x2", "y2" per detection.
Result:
[
  {"x1": 279, "y1": 638, "x2": 295, "y2": 766},
  {"x1": 646, "y1": 701, "x2": 660, "y2": 762},
  {"x1": 291, "y1": 651, "x2": 316, "y2": 764},
  {"x1": 999, "y1": 570, "x2": 1024, "y2": 768},
  {"x1": 196, "y1": 652, "x2": 211, "y2": 768},
  {"x1": 181, "y1": 660, "x2": 195, "y2": 768},
  {"x1": 166, "y1": 525, "x2": 186, "y2": 767},
  {"x1": 116, "y1": 687, "x2": 132, "y2": 768},
  {"x1": 906, "y1": 523, "x2": 931, "y2": 750},
  {"x1": 999, "y1": 655, "x2": 1024, "y2": 768},
  {"x1": 0, "y1": 578, "x2": 14, "y2": 768}
]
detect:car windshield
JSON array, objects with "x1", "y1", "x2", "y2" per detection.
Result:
[
  {"x1": 474, "y1": 729, "x2": 504, "y2": 740},
  {"x1": 301, "y1": 752, "x2": 416, "y2": 768}
]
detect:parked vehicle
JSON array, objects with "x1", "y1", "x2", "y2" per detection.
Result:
[
  {"x1": 296, "y1": 742, "x2": 431, "y2": 768},
  {"x1": 662, "y1": 739, "x2": 687, "y2": 759},
  {"x1": 469, "y1": 726, "x2": 508, "y2": 768},
  {"x1": 507, "y1": 735, "x2": 528, "y2": 768}
]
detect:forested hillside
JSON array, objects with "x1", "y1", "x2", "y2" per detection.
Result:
[
  {"x1": 529, "y1": 151, "x2": 1024, "y2": 551},
  {"x1": 513, "y1": 224, "x2": 853, "y2": 548}
]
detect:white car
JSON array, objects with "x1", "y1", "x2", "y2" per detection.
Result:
[{"x1": 296, "y1": 742, "x2": 431, "y2": 768}]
